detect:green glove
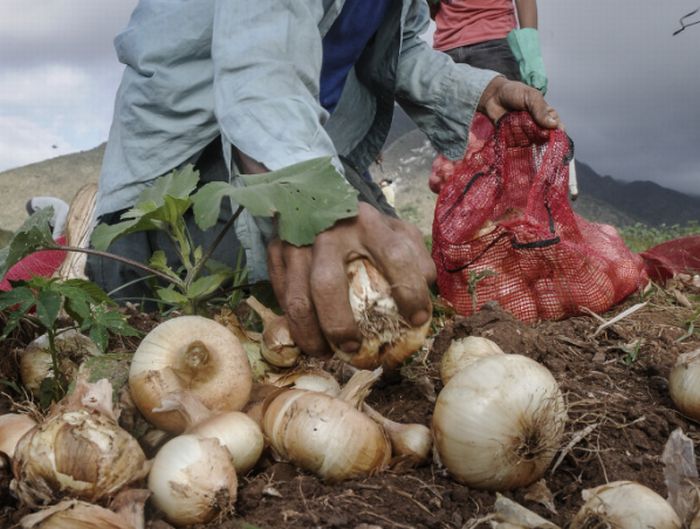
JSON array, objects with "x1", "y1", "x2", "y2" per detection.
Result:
[{"x1": 507, "y1": 28, "x2": 548, "y2": 95}]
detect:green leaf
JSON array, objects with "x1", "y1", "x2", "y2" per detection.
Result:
[
  {"x1": 0, "y1": 287, "x2": 37, "y2": 338},
  {"x1": 156, "y1": 287, "x2": 189, "y2": 305},
  {"x1": 186, "y1": 272, "x2": 229, "y2": 300},
  {"x1": 192, "y1": 157, "x2": 358, "y2": 246},
  {"x1": 35, "y1": 289, "x2": 62, "y2": 330},
  {"x1": 0, "y1": 208, "x2": 58, "y2": 278}
]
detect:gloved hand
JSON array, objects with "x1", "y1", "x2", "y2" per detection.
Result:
[{"x1": 507, "y1": 28, "x2": 548, "y2": 95}]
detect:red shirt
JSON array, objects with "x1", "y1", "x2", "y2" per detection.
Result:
[{"x1": 433, "y1": 0, "x2": 517, "y2": 52}]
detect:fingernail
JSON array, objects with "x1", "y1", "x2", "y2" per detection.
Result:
[
  {"x1": 411, "y1": 310, "x2": 430, "y2": 326},
  {"x1": 340, "y1": 340, "x2": 360, "y2": 353}
]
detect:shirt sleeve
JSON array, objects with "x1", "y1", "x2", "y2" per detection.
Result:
[
  {"x1": 211, "y1": 0, "x2": 342, "y2": 172},
  {"x1": 394, "y1": 0, "x2": 500, "y2": 160}
]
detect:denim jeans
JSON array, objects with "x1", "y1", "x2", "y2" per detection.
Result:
[{"x1": 445, "y1": 38, "x2": 521, "y2": 82}]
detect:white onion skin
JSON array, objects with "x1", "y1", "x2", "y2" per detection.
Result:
[
  {"x1": 263, "y1": 389, "x2": 391, "y2": 481},
  {"x1": 570, "y1": 481, "x2": 681, "y2": 529},
  {"x1": 331, "y1": 259, "x2": 430, "y2": 370},
  {"x1": 149, "y1": 435, "x2": 237, "y2": 527},
  {"x1": 128, "y1": 316, "x2": 252, "y2": 433},
  {"x1": 0, "y1": 413, "x2": 37, "y2": 458},
  {"x1": 432, "y1": 354, "x2": 566, "y2": 491},
  {"x1": 19, "y1": 499, "x2": 136, "y2": 529},
  {"x1": 189, "y1": 411, "x2": 264, "y2": 475},
  {"x1": 669, "y1": 348, "x2": 700, "y2": 421},
  {"x1": 440, "y1": 336, "x2": 505, "y2": 384}
]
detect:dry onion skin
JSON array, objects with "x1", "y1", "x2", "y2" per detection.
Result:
[
  {"x1": 669, "y1": 348, "x2": 700, "y2": 421},
  {"x1": 128, "y1": 315, "x2": 253, "y2": 433},
  {"x1": 149, "y1": 435, "x2": 237, "y2": 527},
  {"x1": 264, "y1": 368, "x2": 341, "y2": 397},
  {"x1": 440, "y1": 336, "x2": 505, "y2": 384},
  {"x1": 570, "y1": 481, "x2": 681, "y2": 529},
  {"x1": 12, "y1": 381, "x2": 148, "y2": 508},
  {"x1": 332, "y1": 259, "x2": 431, "y2": 370},
  {"x1": 263, "y1": 369, "x2": 391, "y2": 481},
  {"x1": 0, "y1": 413, "x2": 37, "y2": 458},
  {"x1": 432, "y1": 354, "x2": 566, "y2": 490}
]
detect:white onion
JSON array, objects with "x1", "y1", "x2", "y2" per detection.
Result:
[
  {"x1": 363, "y1": 404, "x2": 432, "y2": 465},
  {"x1": 0, "y1": 413, "x2": 37, "y2": 457},
  {"x1": 570, "y1": 481, "x2": 681, "y2": 529},
  {"x1": 432, "y1": 354, "x2": 566, "y2": 490},
  {"x1": 669, "y1": 348, "x2": 700, "y2": 421},
  {"x1": 246, "y1": 296, "x2": 300, "y2": 368},
  {"x1": 264, "y1": 368, "x2": 341, "y2": 397},
  {"x1": 148, "y1": 435, "x2": 237, "y2": 527},
  {"x1": 331, "y1": 259, "x2": 431, "y2": 370},
  {"x1": 440, "y1": 336, "x2": 505, "y2": 384},
  {"x1": 128, "y1": 316, "x2": 252, "y2": 433}
]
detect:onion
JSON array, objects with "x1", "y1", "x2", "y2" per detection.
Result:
[
  {"x1": 246, "y1": 297, "x2": 300, "y2": 368},
  {"x1": 155, "y1": 391, "x2": 264, "y2": 475},
  {"x1": 148, "y1": 435, "x2": 237, "y2": 527},
  {"x1": 570, "y1": 481, "x2": 681, "y2": 529},
  {"x1": 432, "y1": 354, "x2": 566, "y2": 490},
  {"x1": 20, "y1": 329, "x2": 99, "y2": 395},
  {"x1": 332, "y1": 259, "x2": 431, "y2": 370},
  {"x1": 0, "y1": 413, "x2": 37, "y2": 457},
  {"x1": 264, "y1": 368, "x2": 341, "y2": 397},
  {"x1": 440, "y1": 336, "x2": 505, "y2": 384},
  {"x1": 363, "y1": 404, "x2": 432, "y2": 465},
  {"x1": 12, "y1": 379, "x2": 148, "y2": 508},
  {"x1": 263, "y1": 368, "x2": 391, "y2": 481},
  {"x1": 669, "y1": 348, "x2": 700, "y2": 421},
  {"x1": 128, "y1": 315, "x2": 252, "y2": 433}
]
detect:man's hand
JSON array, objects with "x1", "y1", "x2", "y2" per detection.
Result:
[
  {"x1": 267, "y1": 202, "x2": 436, "y2": 357},
  {"x1": 478, "y1": 76, "x2": 560, "y2": 129}
]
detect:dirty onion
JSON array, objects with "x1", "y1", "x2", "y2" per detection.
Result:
[
  {"x1": 332, "y1": 259, "x2": 431, "y2": 370},
  {"x1": 440, "y1": 335, "x2": 504, "y2": 384},
  {"x1": 432, "y1": 354, "x2": 566, "y2": 490},
  {"x1": 669, "y1": 348, "x2": 700, "y2": 422}
]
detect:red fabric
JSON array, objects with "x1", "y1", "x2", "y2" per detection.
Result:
[
  {"x1": 0, "y1": 236, "x2": 67, "y2": 291},
  {"x1": 433, "y1": 0, "x2": 516, "y2": 51},
  {"x1": 640, "y1": 236, "x2": 700, "y2": 283},
  {"x1": 431, "y1": 112, "x2": 648, "y2": 323}
]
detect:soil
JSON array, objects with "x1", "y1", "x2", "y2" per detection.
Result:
[{"x1": 1, "y1": 279, "x2": 699, "y2": 529}]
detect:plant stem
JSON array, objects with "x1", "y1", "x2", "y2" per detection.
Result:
[{"x1": 56, "y1": 245, "x2": 184, "y2": 288}]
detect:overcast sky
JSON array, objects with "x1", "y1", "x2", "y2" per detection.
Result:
[{"x1": 0, "y1": 1, "x2": 698, "y2": 195}]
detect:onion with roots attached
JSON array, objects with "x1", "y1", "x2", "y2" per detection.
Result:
[
  {"x1": 570, "y1": 481, "x2": 681, "y2": 529},
  {"x1": 263, "y1": 368, "x2": 391, "y2": 481},
  {"x1": 440, "y1": 336, "x2": 505, "y2": 384},
  {"x1": 128, "y1": 315, "x2": 252, "y2": 433},
  {"x1": 148, "y1": 435, "x2": 237, "y2": 527},
  {"x1": 669, "y1": 348, "x2": 700, "y2": 422},
  {"x1": 432, "y1": 354, "x2": 566, "y2": 490},
  {"x1": 0, "y1": 413, "x2": 37, "y2": 457},
  {"x1": 12, "y1": 379, "x2": 148, "y2": 508},
  {"x1": 331, "y1": 258, "x2": 431, "y2": 370}
]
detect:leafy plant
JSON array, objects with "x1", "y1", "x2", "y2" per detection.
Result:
[
  {"x1": 619, "y1": 220, "x2": 700, "y2": 253},
  {"x1": 0, "y1": 276, "x2": 139, "y2": 403}
]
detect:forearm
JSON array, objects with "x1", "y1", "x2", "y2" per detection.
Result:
[{"x1": 514, "y1": 0, "x2": 538, "y2": 28}]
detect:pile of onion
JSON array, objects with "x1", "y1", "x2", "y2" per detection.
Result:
[
  {"x1": 128, "y1": 315, "x2": 252, "y2": 433},
  {"x1": 432, "y1": 354, "x2": 566, "y2": 490},
  {"x1": 331, "y1": 259, "x2": 431, "y2": 370}
]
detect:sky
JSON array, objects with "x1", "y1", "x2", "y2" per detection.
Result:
[{"x1": 0, "y1": 1, "x2": 698, "y2": 195}]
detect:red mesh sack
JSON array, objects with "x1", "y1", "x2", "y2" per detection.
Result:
[
  {"x1": 640, "y1": 236, "x2": 700, "y2": 283},
  {"x1": 0, "y1": 236, "x2": 67, "y2": 292},
  {"x1": 431, "y1": 112, "x2": 648, "y2": 323}
]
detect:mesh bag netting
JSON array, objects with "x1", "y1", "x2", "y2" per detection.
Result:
[{"x1": 431, "y1": 111, "x2": 648, "y2": 323}]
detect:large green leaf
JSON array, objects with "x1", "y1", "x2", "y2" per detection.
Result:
[
  {"x1": 0, "y1": 208, "x2": 57, "y2": 278},
  {"x1": 192, "y1": 157, "x2": 358, "y2": 246}
]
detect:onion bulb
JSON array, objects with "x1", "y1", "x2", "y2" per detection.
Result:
[
  {"x1": 263, "y1": 368, "x2": 391, "y2": 481},
  {"x1": 128, "y1": 315, "x2": 252, "y2": 433},
  {"x1": 432, "y1": 354, "x2": 566, "y2": 490},
  {"x1": 669, "y1": 348, "x2": 700, "y2": 421},
  {"x1": 265, "y1": 368, "x2": 341, "y2": 397},
  {"x1": 12, "y1": 379, "x2": 148, "y2": 508},
  {"x1": 0, "y1": 413, "x2": 37, "y2": 457},
  {"x1": 246, "y1": 296, "x2": 300, "y2": 368},
  {"x1": 570, "y1": 481, "x2": 681, "y2": 529},
  {"x1": 363, "y1": 404, "x2": 432, "y2": 465},
  {"x1": 440, "y1": 336, "x2": 505, "y2": 384},
  {"x1": 331, "y1": 259, "x2": 431, "y2": 370},
  {"x1": 148, "y1": 435, "x2": 237, "y2": 527},
  {"x1": 155, "y1": 391, "x2": 263, "y2": 475},
  {"x1": 20, "y1": 329, "x2": 99, "y2": 395}
]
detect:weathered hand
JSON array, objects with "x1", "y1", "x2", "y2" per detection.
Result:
[
  {"x1": 267, "y1": 202, "x2": 436, "y2": 356},
  {"x1": 478, "y1": 76, "x2": 561, "y2": 130}
]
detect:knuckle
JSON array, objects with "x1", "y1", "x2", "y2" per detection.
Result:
[{"x1": 285, "y1": 295, "x2": 314, "y2": 322}]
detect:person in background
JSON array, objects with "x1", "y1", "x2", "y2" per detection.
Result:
[{"x1": 430, "y1": 0, "x2": 547, "y2": 94}]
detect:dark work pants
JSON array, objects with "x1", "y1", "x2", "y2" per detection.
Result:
[{"x1": 444, "y1": 38, "x2": 521, "y2": 82}]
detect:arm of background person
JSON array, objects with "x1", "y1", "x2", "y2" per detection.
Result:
[{"x1": 514, "y1": 0, "x2": 538, "y2": 29}]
